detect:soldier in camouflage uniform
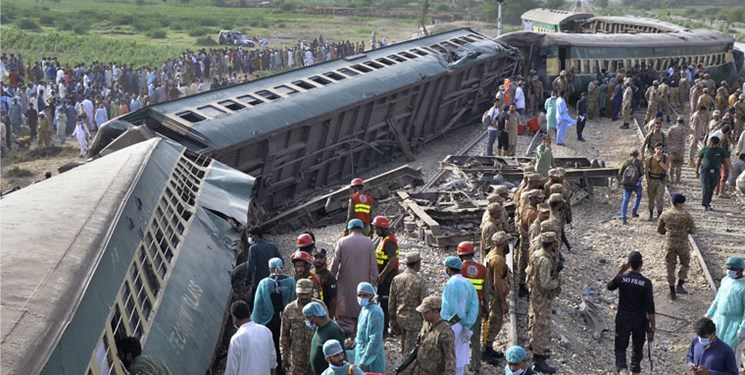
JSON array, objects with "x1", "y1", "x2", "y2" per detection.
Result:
[
  {"x1": 480, "y1": 202, "x2": 509, "y2": 259},
  {"x1": 657, "y1": 193, "x2": 697, "y2": 301},
  {"x1": 530, "y1": 76, "x2": 544, "y2": 116},
  {"x1": 641, "y1": 120, "x2": 667, "y2": 160},
  {"x1": 698, "y1": 88, "x2": 716, "y2": 125},
  {"x1": 529, "y1": 203, "x2": 551, "y2": 247},
  {"x1": 412, "y1": 296, "x2": 456, "y2": 375},
  {"x1": 484, "y1": 231, "x2": 512, "y2": 358},
  {"x1": 545, "y1": 193, "x2": 566, "y2": 250},
  {"x1": 620, "y1": 82, "x2": 633, "y2": 130},
  {"x1": 280, "y1": 279, "x2": 327, "y2": 375},
  {"x1": 666, "y1": 117, "x2": 693, "y2": 184},
  {"x1": 701, "y1": 73, "x2": 715, "y2": 92},
  {"x1": 644, "y1": 143, "x2": 670, "y2": 221},
  {"x1": 734, "y1": 94, "x2": 745, "y2": 139},
  {"x1": 689, "y1": 105, "x2": 709, "y2": 166},
  {"x1": 715, "y1": 82, "x2": 729, "y2": 114},
  {"x1": 552, "y1": 70, "x2": 567, "y2": 98},
  {"x1": 526, "y1": 231, "x2": 561, "y2": 374},
  {"x1": 389, "y1": 252, "x2": 429, "y2": 359},
  {"x1": 678, "y1": 70, "x2": 690, "y2": 108},
  {"x1": 587, "y1": 78, "x2": 600, "y2": 119},
  {"x1": 645, "y1": 81, "x2": 661, "y2": 124},
  {"x1": 658, "y1": 79, "x2": 671, "y2": 123},
  {"x1": 518, "y1": 189, "x2": 544, "y2": 297}
]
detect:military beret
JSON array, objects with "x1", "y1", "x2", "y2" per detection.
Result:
[
  {"x1": 540, "y1": 231, "x2": 557, "y2": 243},
  {"x1": 491, "y1": 231, "x2": 512, "y2": 245},
  {"x1": 404, "y1": 252, "x2": 421, "y2": 264},
  {"x1": 416, "y1": 295, "x2": 442, "y2": 313},
  {"x1": 487, "y1": 202, "x2": 503, "y2": 214},
  {"x1": 671, "y1": 193, "x2": 686, "y2": 204},
  {"x1": 548, "y1": 193, "x2": 564, "y2": 204}
]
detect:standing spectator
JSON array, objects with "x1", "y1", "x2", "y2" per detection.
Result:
[
  {"x1": 312, "y1": 248, "x2": 338, "y2": 319},
  {"x1": 94, "y1": 101, "x2": 108, "y2": 130},
  {"x1": 388, "y1": 252, "x2": 428, "y2": 358},
  {"x1": 55, "y1": 102, "x2": 66, "y2": 144},
  {"x1": 441, "y1": 255, "x2": 479, "y2": 375},
  {"x1": 115, "y1": 337, "x2": 173, "y2": 375},
  {"x1": 483, "y1": 99, "x2": 500, "y2": 157},
  {"x1": 535, "y1": 134, "x2": 556, "y2": 178},
  {"x1": 514, "y1": 81, "x2": 526, "y2": 116},
  {"x1": 225, "y1": 300, "x2": 277, "y2": 375},
  {"x1": 280, "y1": 279, "x2": 324, "y2": 375},
  {"x1": 644, "y1": 143, "x2": 669, "y2": 221},
  {"x1": 37, "y1": 111, "x2": 51, "y2": 148},
  {"x1": 575, "y1": 92, "x2": 588, "y2": 142},
  {"x1": 305, "y1": 301, "x2": 346, "y2": 375},
  {"x1": 686, "y1": 318, "x2": 739, "y2": 375},
  {"x1": 618, "y1": 149, "x2": 644, "y2": 224},
  {"x1": 696, "y1": 136, "x2": 730, "y2": 210},
  {"x1": 347, "y1": 282, "x2": 386, "y2": 373},
  {"x1": 555, "y1": 90, "x2": 575, "y2": 146},
  {"x1": 8, "y1": 97, "x2": 22, "y2": 132},
  {"x1": 242, "y1": 226, "x2": 283, "y2": 313},
  {"x1": 251, "y1": 258, "x2": 296, "y2": 375},
  {"x1": 330, "y1": 219, "x2": 378, "y2": 336},
  {"x1": 657, "y1": 193, "x2": 697, "y2": 300},
  {"x1": 26, "y1": 105, "x2": 38, "y2": 140},
  {"x1": 81, "y1": 96, "x2": 95, "y2": 131},
  {"x1": 607, "y1": 251, "x2": 656, "y2": 375},
  {"x1": 72, "y1": 114, "x2": 91, "y2": 157},
  {"x1": 544, "y1": 91, "x2": 557, "y2": 138},
  {"x1": 320, "y1": 339, "x2": 364, "y2": 375},
  {"x1": 705, "y1": 256, "x2": 745, "y2": 369},
  {"x1": 667, "y1": 117, "x2": 693, "y2": 183},
  {"x1": 506, "y1": 104, "x2": 520, "y2": 156}
]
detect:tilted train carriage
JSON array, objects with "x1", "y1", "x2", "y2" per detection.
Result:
[
  {"x1": 1, "y1": 139, "x2": 253, "y2": 375},
  {"x1": 90, "y1": 28, "x2": 522, "y2": 215}
]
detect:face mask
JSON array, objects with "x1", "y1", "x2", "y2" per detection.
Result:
[
  {"x1": 727, "y1": 270, "x2": 740, "y2": 279},
  {"x1": 305, "y1": 320, "x2": 316, "y2": 329},
  {"x1": 357, "y1": 297, "x2": 370, "y2": 307},
  {"x1": 329, "y1": 362, "x2": 346, "y2": 370},
  {"x1": 698, "y1": 336, "x2": 711, "y2": 346},
  {"x1": 248, "y1": 237, "x2": 255, "y2": 245},
  {"x1": 505, "y1": 366, "x2": 526, "y2": 375}
]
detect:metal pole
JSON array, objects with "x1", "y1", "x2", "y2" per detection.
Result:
[{"x1": 497, "y1": 2, "x2": 503, "y2": 36}]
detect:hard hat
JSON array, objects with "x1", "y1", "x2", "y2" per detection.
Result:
[
  {"x1": 296, "y1": 233, "x2": 315, "y2": 248},
  {"x1": 350, "y1": 178, "x2": 364, "y2": 186},
  {"x1": 371, "y1": 216, "x2": 389, "y2": 228},
  {"x1": 456, "y1": 241, "x2": 475, "y2": 256},
  {"x1": 291, "y1": 249, "x2": 313, "y2": 264}
]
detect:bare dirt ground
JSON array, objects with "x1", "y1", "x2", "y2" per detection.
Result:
[{"x1": 1, "y1": 140, "x2": 82, "y2": 192}]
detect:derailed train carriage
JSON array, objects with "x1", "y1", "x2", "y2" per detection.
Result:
[
  {"x1": 499, "y1": 29, "x2": 742, "y2": 96},
  {"x1": 1, "y1": 139, "x2": 253, "y2": 374},
  {"x1": 90, "y1": 28, "x2": 522, "y2": 215}
]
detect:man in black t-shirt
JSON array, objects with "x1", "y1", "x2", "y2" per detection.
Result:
[
  {"x1": 313, "y1": 248, "x2": 338, "y2": 318},
  {"x1": 607, "y1": 251, "x2": 656, "y2": 375}
]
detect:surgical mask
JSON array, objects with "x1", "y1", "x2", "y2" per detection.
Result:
[
  {"x1": 329, "y1": 362, "x2": 346, "y2": 370},
  {"x1": 727, "y1": 270, "x2": 739, "y2": 279},
  {"x1": 358, "y1": 297, "x2": 370, "y2": 307},
  {"x1": 698, "y1": 336, "x2": 711, "y2": 346},
  {"x1": 305, "y1": 320, "x2": 316, "y2": 329},
  {"x1": 505, "y1": 366, "x2": 526, "y2": 375},
  {"x1": 248, "y1": 237, "x2": 255, "y2": 245}
]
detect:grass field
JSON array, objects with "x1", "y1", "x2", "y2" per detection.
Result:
[{"x1": 1, "y1": 0, "x2": 421, "y2": 66}]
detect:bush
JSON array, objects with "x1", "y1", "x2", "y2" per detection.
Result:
[
  {"x1": 147, "y1": 29, "x2": 167, "y2": 39},
  {"x1": 196, "y1": 36, "x2": 219, "y2": 46},
  {"x1": 17, "y1": 17, "x2": 41, "y2": 31},
  {"x1": 159, "y1": 18, "x2": 171, "y2": 27},
  {"x1": 39, "y1": 14, "x2": 56, "y2": 27},
  {"x1": 73, "y1": 23, "x2": 90, "y2": 35},
  {"x1": 188, "y1": 27, "x2": 212, "y2": 37},
  {"x1": 8, "y1": 166, "x2": 33, "y2": 178},
  {"x1": 112, "y1": 13, "x2": 135, "y2": 26}
]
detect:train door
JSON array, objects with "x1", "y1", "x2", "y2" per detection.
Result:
[{"x1": 559, "y1": 47, "x2": 568, "y2": 72}]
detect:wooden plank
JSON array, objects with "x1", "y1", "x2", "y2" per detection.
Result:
[
  {"x1": 386, "y1": 118, "x2": 416, "y2": 162},
  {"x1": 396, "y1": 190, "x2": 442, "y2": 236}
]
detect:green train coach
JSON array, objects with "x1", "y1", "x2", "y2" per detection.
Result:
[{"x1": 498, "y1": 30, "x2": 742, "y2": 96}]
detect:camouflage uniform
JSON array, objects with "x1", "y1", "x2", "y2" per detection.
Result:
[
  {"x1": 552, "y1": 73, "x2": 567, "y2": 95},
  {"x1": 734, "y1": 97, "x2": 745, "y2": 139},
  {"x1": 484, "y1": 240, "x2": 510, "y2": 348},
  {"x1": 526, "y1": 232, "x2": 561, "y2": 357},
  {"x1": 641, "y1": 130, "x2": 667, "y2": 159},
  {"x1": 690, "y1": 84, "x2": 703, "y2": 113},
  {"x1": 280, "y1": 298, "x2": 326, "y2": 375},
  {"x1": 518, "y1": 194, "x2": 540, "y2": 286},
  {"x1": 645, "y1": 84, "x2": 661, "y2": 123},
  {"x1": 389, "y1": 267, "x2": 428, "y2": 357},
  {"x1": 587, "y1": 80, "x2": 600, "y2": 119},
  {"x1": 530, "y1": 77, "x2": 544, "y2": 115},
  {"x1": 716, "y1": 86, "x2": 729, "y2": 114},
  {"x1": 480, "y1": 202, "x2": 509, "y2": 259},
  {"x1": 697, "y1": 91, "x2": 715, "y2": 125},
  {"x1": 678, "y1": 76, "x2": 690, "y2": 107},
  {"x1": 689, "y1": 110, "x2": 708, "y2": 162},
  {"x1": 656, "y1": 206, "x2": 697, "y2": 287},
  {"x1": 622, "y1": 85, "x2": 633, "y2": 124},
  {"x1": 412, "y1": 321, "x2": 456, "y2": 375},
  {"x1": 658, "y1": 81, "x2": 671, "y2": 119},
  {"x1": 667, "y1": 122, "x2": 693, "y2": 183},
  {"x1": 645, "y1": 155, "x2": 668, "y2": 215}
]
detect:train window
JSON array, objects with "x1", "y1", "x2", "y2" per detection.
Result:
[
  {"x1": 462, "y1": 36, "x2": 476, "y2": 42},
  {"x1": 411, "y1": 48, "x2": 429, "y2": 56},
  {"x1": 441, "y1": 41, "x2": 459, "y2": 50},
  {"x1": 338, "y1": 68, "x2": 360, "y2": 77},
  {"x1": 400, "y1": 51, "x2": 418, "y2": 59},
  {"x1": 256, "y1": 89, "x2": 281, "y2": 100},
  {"x1": 375, "y1": 57, "x2": 396, "y2": 66},
  {"x1": 388, "y1": 54, "x2": 407, "y2": 62},
  {"x1": 467, "y1": 33, "x2": 485, "y2": 40},
  {"x1": 573, "y1": 60, "x2": 581, "y2": 73},
  {"x1": 591, "y1": 60, "x2": 599, "y2": 74},
  {"x1": 582, "y1": 60, "x2": 590, "y2": 74},
  {"x1": 450, "y1": 38, "x2": 467, "y2": 46},
  {"x1": 176, "y1": 111, "x2": 206, "y2": 123},
  {"x1": 140, "y1": 253, "x2": 160, "y2": 298},
  {"x1": 197, "y1": 105, "x2": 226, "y2": 117},
  {"x1": 351, "y1": 64, "x2": 373, "y2": 73},
  {"x1": 273, "y1": 85, "x2": 299, "y2": 95},
  {"x1": 428, "y1": 44, "x2": 448, "y2": 54},
  {"x1": 218, "y1": 100, "x2": 245, "y2": 111},
  {"x1": 323, "y1": 71, "x2": 347, "y2": 81},
  {"x1": 422, "y1": 46, "x2": 439, "y2": 54},
  {"x1": 364, "y1": 61, "x2": 384, "y2": 69},
  {"x1": 292, "y1": 80, "x2": 317, "y2": 90},
  {"x1": 610, "y1": 60, "x2": 618, "y2": 72},
  {"x1": 237, "y1": 94, "x2": 264, "y2": 105}
]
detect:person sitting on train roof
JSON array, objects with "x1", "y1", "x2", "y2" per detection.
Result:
[{"x1": 116, "y1": 336, "x2": 173, "y2": 375}]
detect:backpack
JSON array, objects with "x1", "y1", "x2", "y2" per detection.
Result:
[{"x1": 620, "y1": 160, "x2": 640, "y2": 188}]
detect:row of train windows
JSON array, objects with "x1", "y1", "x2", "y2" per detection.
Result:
[
  {"x1": 567, "y1": 53, "x2": 727, "y2": 75},
  {"x1": 588, "y1": 23, "x2": 667, "y2": 34},
  {"x1": 88, "y1": 154, "x2": 206, "y2": 375},
  {"x1": 175, "y1": 34, "x2": 484, "y2": 124}
]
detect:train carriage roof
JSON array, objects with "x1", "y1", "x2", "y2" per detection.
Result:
[
  {"x1": 116, "y1": 28, "x2": 515, "y2": 150},
  {"x1": 0, "y1": 139, "x2": 160, "y2": 373},
  {"x1": 498, "y1": 29, "x2": 734, "y2": 48},
  {"x1": 583, "y1": 16, "x2": 689, "y2": 33},
  {"x1": 521, "y1": 8, "x2": 593, "y2": 26}
]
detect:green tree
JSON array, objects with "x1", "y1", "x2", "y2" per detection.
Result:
[
  {"x1": 544, "y1": 0, "x2": 564, "y2": 9},
  {"x1": 596, "y1": 0, "x2": 609, "y2": 8}
]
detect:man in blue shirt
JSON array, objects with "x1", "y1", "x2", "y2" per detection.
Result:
[{"x1": 686, "y1": 318, "x2": 738, "y2": 375}]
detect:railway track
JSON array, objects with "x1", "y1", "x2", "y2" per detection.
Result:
[{"x1": 633, "y1": 113, "x2": 745, "y2": 292}]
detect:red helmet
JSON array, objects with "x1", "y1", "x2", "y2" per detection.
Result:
[
  {"x1": 350, "y1": 178, "x2": 364, "y2": 187},
  {"x1": 371, "y1": 216, "x2": 389, "y2": 228},
  {"x1": 457, "y1": 241, "x2": 475, "y2": 256},
  {"x1": 296, "y1": 233, "x2": 315, "y2": 248},
  {"x1": 291, "y1": 250, "x2": 313, "y2": 264}
]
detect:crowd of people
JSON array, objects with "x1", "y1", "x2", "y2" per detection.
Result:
[{"x1": 0, "y1": 33, "x2": 383, "y2": 156}]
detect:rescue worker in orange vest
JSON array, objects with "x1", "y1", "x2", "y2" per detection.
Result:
[
  {"x1": 372, "y1": 215, "x2": 399, "y2": 338},
  {"x1": 458, "y1": 241, "x2": 492, "y2": 373},
  {"x1": 348, "y1": 178, "x2": 373, "y2": 237},
  {"x1": 291, "y1": 250, "x2": 324, "y2": 302}
]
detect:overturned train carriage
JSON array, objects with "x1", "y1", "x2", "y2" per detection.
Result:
[
  {"x1": 1, "y1": 138, "x2": 253, "y2": 375},
  {"x1": 91, "y1": 28, "x2": 522, "y2": 213}
]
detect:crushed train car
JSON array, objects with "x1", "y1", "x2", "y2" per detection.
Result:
[
  {"x1": 1, "y1": 138, "x2": 253, "y2": 375},
  {"x1": 90, "y1": 28, "x2": 522, "y2": 216}
]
